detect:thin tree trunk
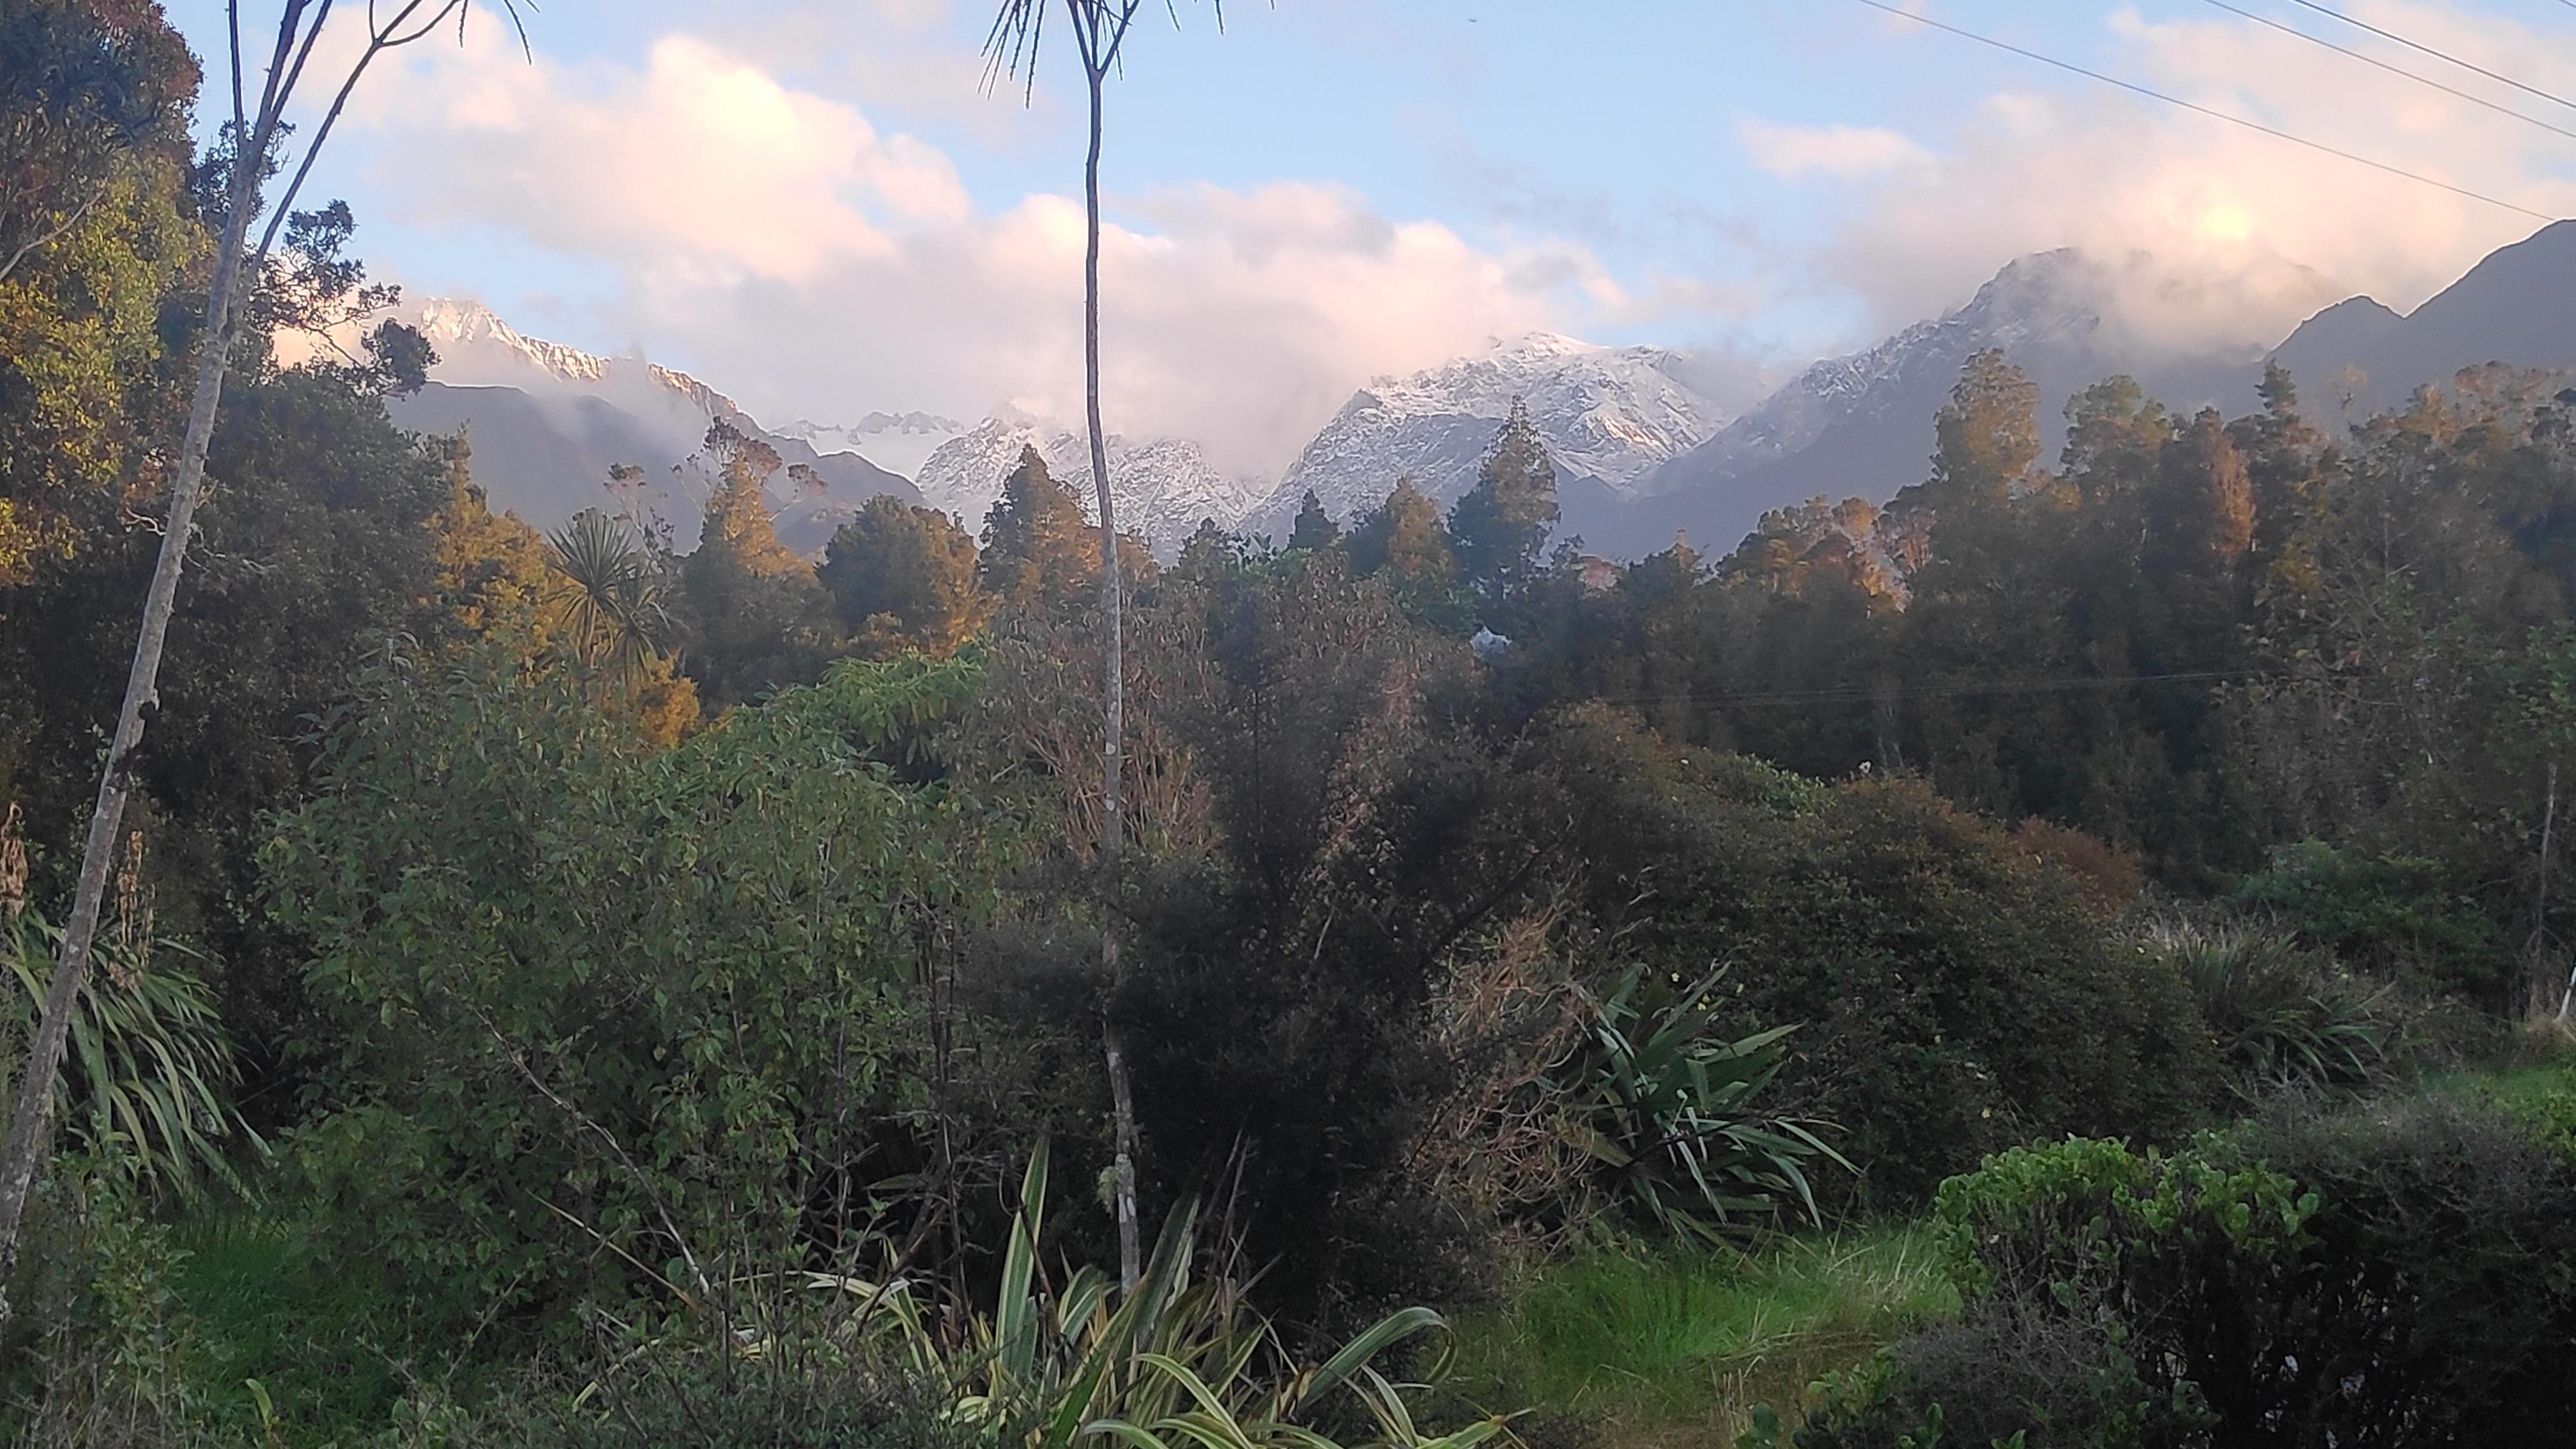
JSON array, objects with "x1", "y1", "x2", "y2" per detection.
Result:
[
  {"x1": 0, "y1": 170, "x2": 256, "y2": 1321},
  {"x1": 1081, "y1": 42, "x2": 1142, "y2": 1298},
  {"x1": 2536, "y1": 762, "x2": 2561, "y2": 1017}
]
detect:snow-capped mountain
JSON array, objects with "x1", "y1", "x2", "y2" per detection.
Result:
[
  {"x1": 1590, "y1": 250, "x2": 2292, "y2": 558},
  {"x1": 383, "y1": 298, "x2": 917, "y2": 549},
  {"x1": 914, "y1": 416, "x2": 1268, "y2": 558},
  {"x1": 777, "y1": 411, "x2": 967, "y2": 482},
  {"x1": 1242, "y1": 333, "x2": 1744, "y2": 540}
]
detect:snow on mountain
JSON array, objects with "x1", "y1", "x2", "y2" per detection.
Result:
[
  {"x1": 914, "y1": 416, "x2": 1268, "y2": 558},
  {"x1": 384, "y1": 298, "x2": 919, "y2": 546},
  {"x1": 777, "y1": 411, "x2": 966, "y2": 481},
  {"x1": 1240, "y1": 332, "x2": 1740, "y2": 540}
]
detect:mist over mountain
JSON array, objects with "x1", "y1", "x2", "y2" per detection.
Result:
[
  {"x1": 1576, "y1": 250, "x2": 2292, "y2": 559},
  {"x1": 381, "y1": 299, "x2": 917, "y2": 553},
  {"x1": 1576, "y1": 226, "x2": 2576, "y2": 561}
]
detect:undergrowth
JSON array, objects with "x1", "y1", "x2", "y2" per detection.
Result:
[{"x1": 1443, "y1": 1228, "x2": 1956, "y2": 1449}]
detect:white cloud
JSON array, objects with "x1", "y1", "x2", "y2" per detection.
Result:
[
  {"x1": 1738, "y1": 119, "x2": 1933, "y2": 180},
  {"x1": 323, "y1": 19, "x2": 1592, "y2": 479},
  {"x1": 1807, "y1": 2, "x2": 2576, "y2": 355}
]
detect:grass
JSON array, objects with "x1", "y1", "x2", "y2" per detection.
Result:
[
  {"x1": 1443, "y1": 1227, "x2": 1958, "y2": 1449},
  {"x1": 165, "y1": 1208, "x2": 509, "y2": 1446}
]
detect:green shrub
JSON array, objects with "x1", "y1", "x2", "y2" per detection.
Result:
[
  {"x1": 1800, "y1": 1093, "x2": 2576, "y2": 1446},
  {"x1": 1783, "y1": 1308, "x2": 2209, "y2": 1449},
  {"x1": 266, "y1": 646, "x2": 1002, "y2": 1317},
  {"x1": 2233, "y1": 841, "x2": 2513, "y2": 999},
  {"x1": 1531, "y1": 714, "x2": 2223, "y2": 1204},
  {"x1": 0, "y1": 1153, "x2": 203, "y2": 1448}
]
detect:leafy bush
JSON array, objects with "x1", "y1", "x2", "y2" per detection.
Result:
[
  {"x1": 1794, "y1": 1091, "x2": 2576, "y2": 1446},
  {"x1": 2150, "y1": 920, "x2": 2390, "y2": 1096},
  {"x1": 1548, "y1": 965, "x2": 1849, "y2": 1236},
  {"x1": 266, "y1": 646, "x2": 1002, "y2": 1316},
  {"x1": 1528, "y1": 712, "x2": 2223, "y2": 1204},
  {"x1": 2233, "y1": 841, "x2": 2513, "y2": 999},
  {"x1": 0, "y1": 1153, "x2": 203, "y2": 1447}
]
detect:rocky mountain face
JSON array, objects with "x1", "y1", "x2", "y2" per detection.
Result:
[
  {"x1": 383, "y1": 298, "x2": 916, "y2": 553},
  {"x1": 1239, "y1": 332, "x2": 1745, "y2": 542},
  {"x1": 912, "y1": 416, "x2": 1268, "y2": 559}
]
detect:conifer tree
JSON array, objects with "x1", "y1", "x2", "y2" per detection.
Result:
[
  {"x1": 2149, "y1": 408, "x2": 2257, "y2": 572},
  {"x1": 978, "y1": 444, "x2": 1096, "y2": 602},
  {"x1": 1446, "y1": 397, "x2": 1559, "y2": 592},
  {"x1": 675, "y1": 420, "x2": 832, "y2": 707},
  {"x1": 1349, "y1": 479, "x2": 1457, "y2": 590},
  {"x1": 427, "y1": 433, "x2": 556, "y2": 644},
  {"x1": 1287, "y1": 489, "x2": 1340, "y2": 551}
]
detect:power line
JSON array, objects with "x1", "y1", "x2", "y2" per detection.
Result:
[
  {"x1": 1586, "y1": 668, "x2": 2285, "y2": 712},
  {"x1": 1848, "y1": 0, "x2": 2557, "y2": 224},
  {"x1": 2203, "y1": 0, "x2": 2576, "y2": 144},
  {"x1": 2282, "y1": 0, "x2": 2576, "y2": 116}
]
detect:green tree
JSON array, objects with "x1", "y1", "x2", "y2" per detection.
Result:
[
  {"x1": 425, "y1": 431, "x2": 556, "y2": 644},
  {"x1": 673, "y1": 419, "x2": 836, "y2": 709},
  {"x1": 1922, "y1": 348, "x2": 2042, "y2": 513},
  {"x1": 0, "y1": 0, "x2": 195, "y2": 289},
  {"x1": 2148, "y1": 408, "x2": 2257, "y2": 572},
  {"x1": 977, "y1": 444, "x2": 1095, "y2": 603},
  {"x1": 0, "y1": 1, "x2": 201, "y2": 588},
  {"x1": 1348, "y1": 479, "x2": 1455, "y2": 592},
  {"x1": 1446, "y1": 398, "x2": 1558, "y2": 592},
  {"x1": 547, "y1": 509, "x2": 671, "y2": 691},
  {"x1": 821, "y1": 494, "x2": 989, "y2": 657},
  {"x1": 1287, "y1": 489, "x2": 1338, "y2": 552},
  {"x1": 0, "y1": 0, "x2": 530, "y2": 1308}
]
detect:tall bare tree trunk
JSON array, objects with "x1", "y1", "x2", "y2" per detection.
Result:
[
  {"x1": 2532, "y1": 762, "x2": 2559, "y2": 1018},
  {"x1": 0, "y1": 163, "x2": 256, "y2": 1324},
  {"x1": 1080, "y1": 50, "x2": 1143, "y2": 1298}
]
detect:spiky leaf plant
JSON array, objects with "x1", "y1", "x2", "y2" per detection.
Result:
[
  {"x1": 1549, "y1": 965, "x2": 1850, "y2": 1238},
  {"x1": 3, "y1": 908, "x2": 253, "y2": 1197},
  {"x1": 816, "y1": 1143, "x2": 1513, "y2": 1448}
]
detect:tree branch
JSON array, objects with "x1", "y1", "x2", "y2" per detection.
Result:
[{"x1": 0, "y1": 185, "x2": 105, "y2": 288}]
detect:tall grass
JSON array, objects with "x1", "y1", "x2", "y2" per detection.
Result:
[{"x1": 1445, "y1": 1228, "x2": 1956, "y2": 1449}]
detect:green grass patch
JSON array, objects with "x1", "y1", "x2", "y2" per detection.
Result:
[
  {"x1": 169, "y1": 1208, "x2": 494, "y2": 1446},
  {"x1": 1445, "y1": 1227, "x2": 1957, "y2": 1449}
]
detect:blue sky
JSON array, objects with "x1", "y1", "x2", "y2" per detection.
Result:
[{"x1": 166, "y1": 1, "x2": 2576, "y2": 473}]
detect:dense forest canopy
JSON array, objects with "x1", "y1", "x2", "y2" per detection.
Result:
[{"x1": 4, "y1": 4, "x2": 2576, "y2": 1446}]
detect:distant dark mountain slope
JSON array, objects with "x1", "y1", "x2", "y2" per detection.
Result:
[
  {"x1": 383, "y1": 300, "x2": 919, "y2": 552},
  {"x1": 390, "y1": 383, "x2": 659, "y2": 528},
  {"x1": 388, "y1": 382, "x2": 917, "y2": 543},
  {"x1": 1580, "y1": 251, "x2": 2272, "y2": 559},
  {"x1": 2270, "y1": 219, "x2": 2576, "y2": 417}
]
